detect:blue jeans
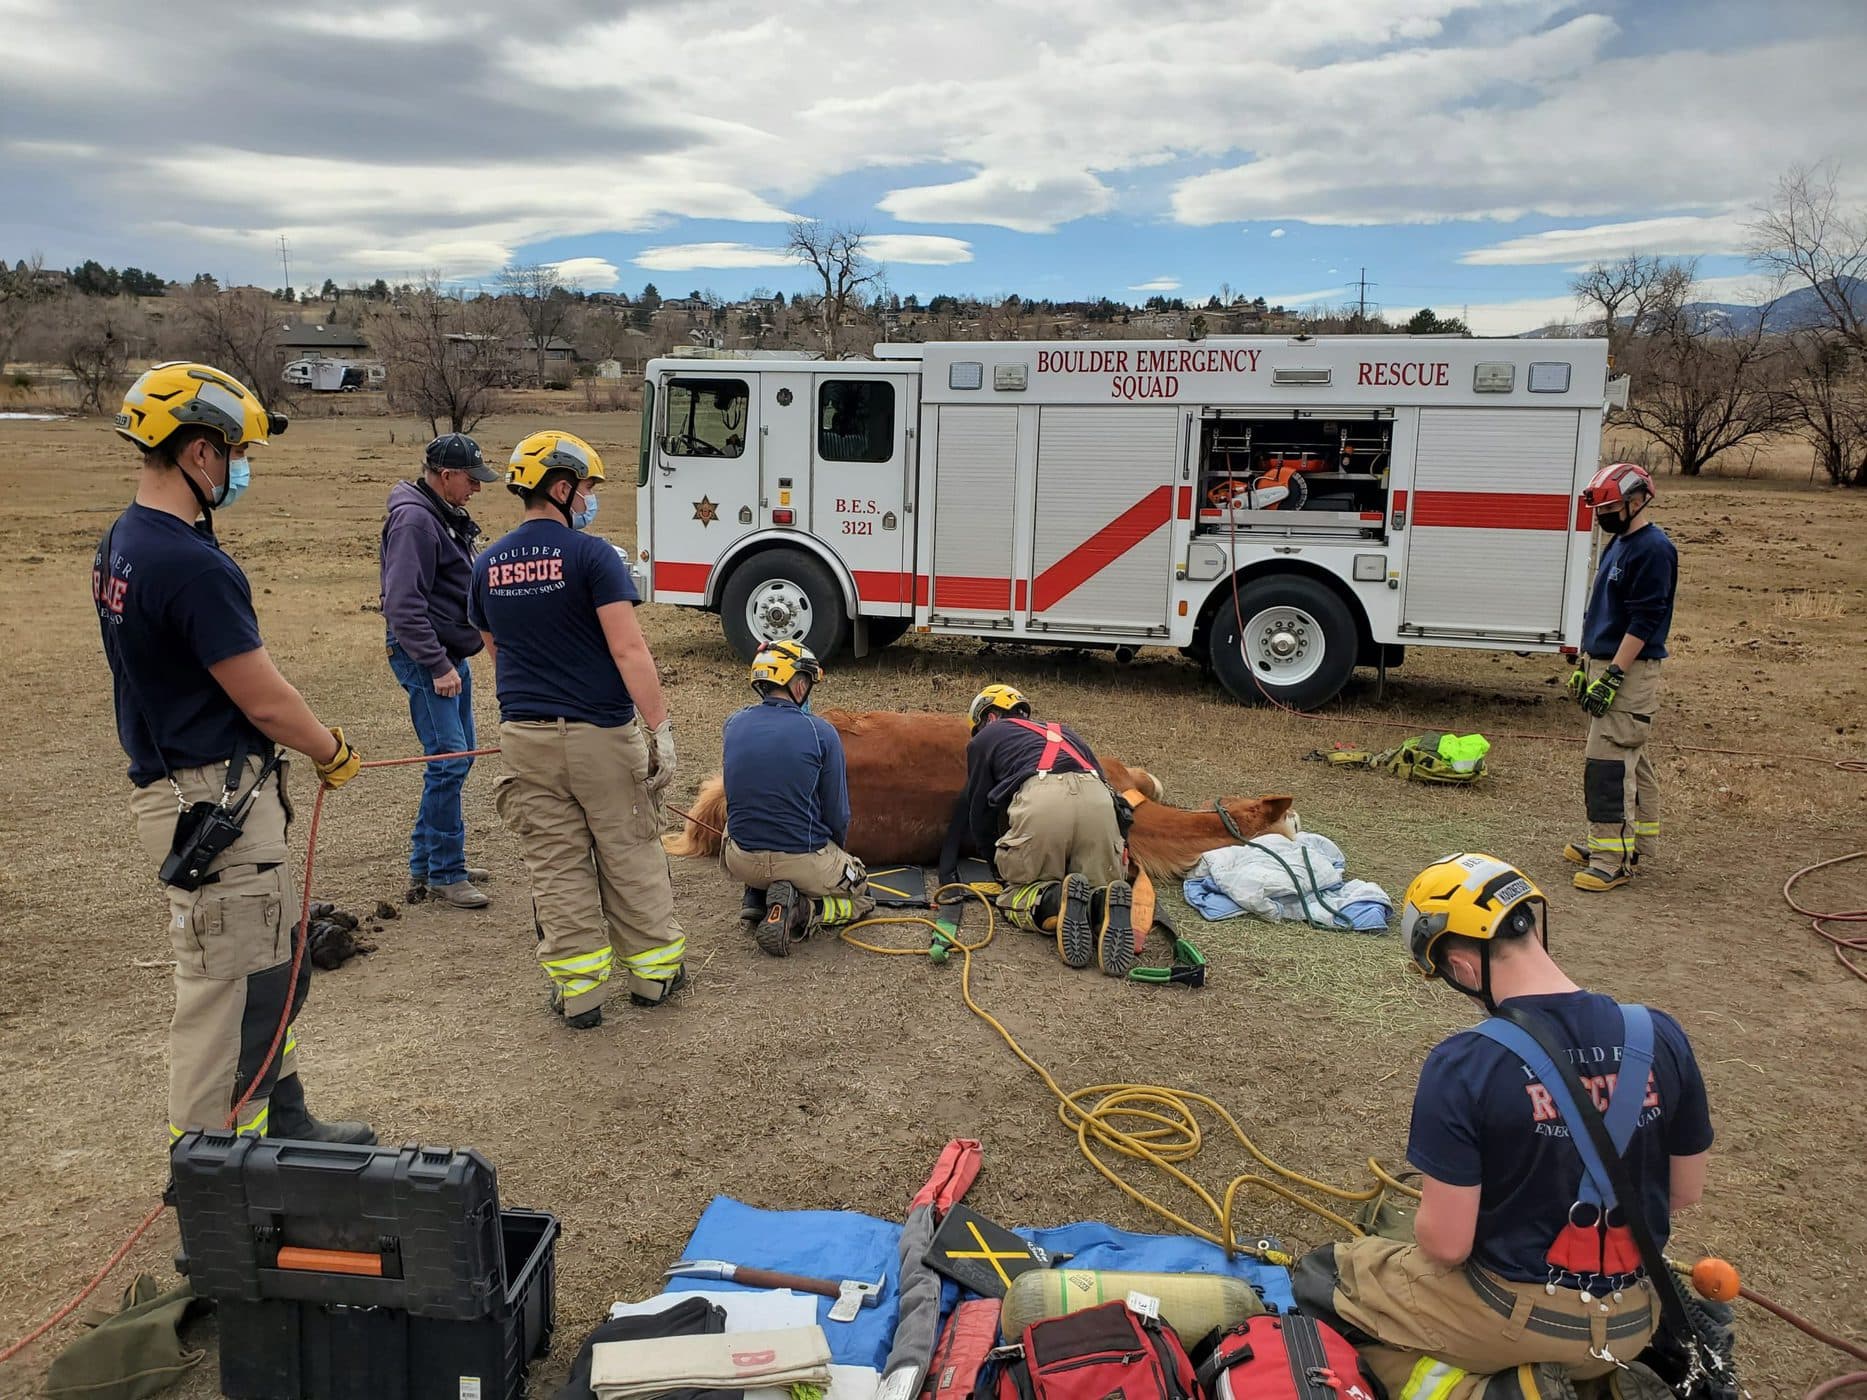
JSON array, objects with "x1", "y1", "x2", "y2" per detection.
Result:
[{"x1": 387, "y1": 643, "x2": 476, "y2": 886}]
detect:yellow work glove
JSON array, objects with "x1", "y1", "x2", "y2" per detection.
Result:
[
  {"x1": 314, "y1": 727, "x2": 363, "y2": 790},
  {"x1": 1566, "y1": 663, "x2": 1590, "y2": 702},
  {"x1": 644, "y1": 718, "x2": 677, "y2": 796}
]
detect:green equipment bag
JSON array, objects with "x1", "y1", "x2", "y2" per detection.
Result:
[
  {"x1": 45, "y1": 1273, "x2": 210, "y2": 1400},
  {"x1": 1314, "y1": 732, "x2": 1490, "y2": 785}
]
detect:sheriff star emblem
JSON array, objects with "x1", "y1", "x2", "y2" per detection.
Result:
[{"x1": 692, "y1": 496, "x2": 719, "y2": 526}]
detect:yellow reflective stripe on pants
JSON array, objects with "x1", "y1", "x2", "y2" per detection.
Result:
[
  {"x1": 623, "y1": 938, "x2": 684, "y2": 977},
  {"x1": 1401, "y1": 1356, "x2": 1466, "y2": 1400},
  {"x1": 541, "y1": 946, "x2": 612, "y2": 997},
  {"x1": 169, "y1": 1104, "x2": 269, "y2": 1142},
  {"x1": 1588, "y1": 835, "x2": 1633, "y2": 853},
  {"x1": 283, "y1": 1026, "x2": 298, "y2": 1057},
  {"x1": 1633, "y1": 821, "x2": 1660, "y2": 837}
]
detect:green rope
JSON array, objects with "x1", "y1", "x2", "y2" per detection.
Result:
[{"x1": 1243, "y1": 839, "x2": 1350, "y2": 928}]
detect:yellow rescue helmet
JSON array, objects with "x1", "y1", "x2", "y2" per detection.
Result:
[
  {"x1": 115, "y1": 361, "x2": 284, "y2": 452},
  {"x1": 968, "y1": 683, "x2": 1030, "y2": 734},
  {"x1": 750, "y1": 639, "x2": 823, "y2": 691},
  {"x1": 1401, "y1": 853, "x2": 1546, "y2": 979},
  {"x1": 506, "y1": 430, "x2": 605, "y2": 494}
]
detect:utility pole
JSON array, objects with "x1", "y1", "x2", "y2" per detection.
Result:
[
  {"x1": 278, "y1": 234, "x2": 292, "y2": 295},
  {"x1": 1355, "y1": 267, "x2": 1375, "y2": 329}
]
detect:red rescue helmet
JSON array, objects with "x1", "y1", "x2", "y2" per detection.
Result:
[{"x1": 1580, "y1": 462, "x2": 1654, "y2": 513}]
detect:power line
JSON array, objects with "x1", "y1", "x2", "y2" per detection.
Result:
[{"x1": 278, "y1": 234, "x2": 291, "y2": 294}]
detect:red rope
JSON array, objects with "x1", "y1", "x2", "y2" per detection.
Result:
[{"x1": 1784, "y1": 852, "x2": 1867, "y2": 985}]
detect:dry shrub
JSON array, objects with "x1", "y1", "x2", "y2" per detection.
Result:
[{"x1": 1773, "y1": 589, "x2": 1846, "y2": 621}]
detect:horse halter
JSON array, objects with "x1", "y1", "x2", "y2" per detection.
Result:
[{"x1": 1214, "y1": 799, "x2": 1249, "y2": 843}]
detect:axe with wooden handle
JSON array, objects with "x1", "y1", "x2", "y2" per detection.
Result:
[{"x1": 665, "y1": 1260, "x2": 885, "y2": 1322}]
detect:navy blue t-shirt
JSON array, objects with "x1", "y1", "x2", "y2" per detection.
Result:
[
  {"x1": 469, "y1": 519, "x2": 639, "y2": 726},
  {"x1": 721, "y1": 695, "x2": 852, "y2": 853},
  {"x1": 1408, "y1": 991, "x2": 1712, "y2": 1291},
  {"x1": 93, "y1": 504, "x2": 267, "y2": 786},
  {"x1": 1581, "y1": 524, "x2": 1677, "y2": 660}
]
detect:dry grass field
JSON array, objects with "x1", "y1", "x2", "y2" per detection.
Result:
[{"x1": 0, "y1": 410, "x2": 1862, "y2": 1397}]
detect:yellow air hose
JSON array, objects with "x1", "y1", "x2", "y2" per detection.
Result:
[{"x1": 837, "y1": 886, "x2": 1420, "y2": 1266}]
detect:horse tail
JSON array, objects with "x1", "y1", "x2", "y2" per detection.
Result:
[{"x1": 663, "y1": 774, "x2": 727, "y2": 858}]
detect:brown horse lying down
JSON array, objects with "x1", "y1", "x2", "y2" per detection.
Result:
[{"x1": 664, "y1": 708, "x2": 1294, "y2": 885}]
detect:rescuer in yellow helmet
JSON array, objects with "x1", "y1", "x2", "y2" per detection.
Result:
[
  {"x1": 470, "y1": 430, "x2": 684, "y2": 1028},
  {"x1": 719, "y1": 640, "x2": 875, "y2": 953},
  {"x1": 100, "y1": 362, "x2": 372, "y2": 1144},
  {"x1": 1290, "y1": 853, "x2": 1715, "y2": 1400}
]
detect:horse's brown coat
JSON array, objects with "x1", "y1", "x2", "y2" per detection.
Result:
[{"x1": 665, "y1": 709, "x2": 1294, "y2": 883}]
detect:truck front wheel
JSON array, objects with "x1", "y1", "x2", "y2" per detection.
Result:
[
  {"x1": 719, "y1": 548, "x2": 850, "y2": 661},
  {"x1": 1207, "y1": 575, "x2": 1358, "y2": 709}
]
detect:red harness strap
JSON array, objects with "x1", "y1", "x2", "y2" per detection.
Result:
[{"x1": 1006, "y1": 716, "x2": 1095, "y2": 775}]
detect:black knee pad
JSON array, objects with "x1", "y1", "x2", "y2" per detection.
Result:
[{"x1": 1585, "y1": 756, "x2": 1627, "y2": 824}]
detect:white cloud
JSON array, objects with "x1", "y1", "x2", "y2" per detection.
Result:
[
  {"x1": 634, "y1": 242, "x2": 795, "y2": 271},
  {"x1": 547, "y1": 256, "x2": 622, "y2": 289},
  {"x1": 1269, "y1": 228, "x2": 1287, "y2": 239},
  {"x1": 1267, "y1": 285, "x2": 1350, "y2": 306},
  {"x1": 1385, "y1": 295, "x2": 1582, "y2": 336},
  {"x1": 864, "y1": 234, "x2": 974, "y2": 265},
  {"x1": 878, "y1": 170, "x2": 1113, "y2": 234},
  {"x1": 1460, "y1": 213, "x2": 1751, "y2": 266},
  {"x1": 1129, "y1": 277, "x2": 1181, "y2": 292}
]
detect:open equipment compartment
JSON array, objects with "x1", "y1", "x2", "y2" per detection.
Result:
[{"x1": 1195, "y1": 408, "x2": 1392, "y2": 538}]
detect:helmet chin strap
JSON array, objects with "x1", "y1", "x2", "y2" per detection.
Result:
[{"x1": 1440, "y1": 945, "x2": 1499, "y2": 1012}]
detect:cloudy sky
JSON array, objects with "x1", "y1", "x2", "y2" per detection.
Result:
[{"x1": 4, "y1": 0, "x2": 1864, "y2": 333}]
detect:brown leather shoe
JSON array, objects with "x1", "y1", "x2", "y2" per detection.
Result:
[{"x1": 429, "y1": 879, "x2": 491, "y2": 909}]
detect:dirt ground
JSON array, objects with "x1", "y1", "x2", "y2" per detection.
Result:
[{"x1": 0, "y1": 410, "x2": 1862, "y2": 1398}]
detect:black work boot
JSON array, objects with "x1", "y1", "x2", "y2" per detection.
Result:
[
  {"x1": 739, "y1": 885, "x2": 765, "y2": 931},
  {"x1": 1092, "y1": 881, "x2": 1137, "y2": 978},
  {"x1": 1055, "y1": 873, "x2": 1094, "y2": 969},
  {"x1": 267, "y1": 1074, "x2": 378, "y2": 1145},
  {"x1": 630, "y1": 966, "x2": 689, "y2": 1008},
  {"x1": 757, "y1": 881, "x2": 805, "y2": 957},
  {"x1": 548, "y1": 987, "x2": 603, "y2": 1030}
]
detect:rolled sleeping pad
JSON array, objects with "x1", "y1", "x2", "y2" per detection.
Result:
[{"x1": 1001, "y1": 1269, "x2": 1265, "y2": 1343}]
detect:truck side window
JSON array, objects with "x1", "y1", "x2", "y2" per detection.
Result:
[
  {"x1": 818, "y1": 380, "x2": 894, "y2": 463},
  {"x1": 664, "y1": 378, "x2": 748, "y2": 458}
]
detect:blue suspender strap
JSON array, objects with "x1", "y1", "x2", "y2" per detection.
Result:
[
  {"x1": 1601, "y1": 1003, "x2": 1654, "y2": 1156},
  {"x1": 1466, "y1": 1018, "x2": 1620, "y2": 1207}
]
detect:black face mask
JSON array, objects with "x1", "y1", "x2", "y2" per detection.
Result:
[{"x1": 1598, "y1": 511, "x2": 1630, "y2": 536}]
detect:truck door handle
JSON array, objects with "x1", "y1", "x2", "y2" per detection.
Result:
[{"x1": 659, "y1": 463, "x2": 676, "y2": 476}]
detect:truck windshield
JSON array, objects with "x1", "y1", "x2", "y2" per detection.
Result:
[{"x1": 663, "y1": 378, "x2": 748, "y2": 458}]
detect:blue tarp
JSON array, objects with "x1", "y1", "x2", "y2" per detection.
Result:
[{"x1": 667, "y1": 1196, "x2": 1297, "y2": 1370}]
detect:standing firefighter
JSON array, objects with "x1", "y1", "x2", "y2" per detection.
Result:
[
  {"x1": 1565, "y1": 463, "x2": 1677, "y2": 892},
  {"x1": 96, "y1": 361, "x2": 373, "y2": 1144},
  {"x1": 380, "y1": 433, "x2": 500, "y2": 909},
  {"x1": 720, "y1": 640, "x2": 874, "y2": 955},
  {"x1": 470, "y1": 431, "x2": 684, "y2": 1029},
  {"x1": 938, "y1": 685, "x2": 1135, "y2": 975}
]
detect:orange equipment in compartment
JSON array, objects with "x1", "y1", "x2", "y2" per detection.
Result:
[{"x1": 1203, "y1": 451, "x2": 1330, "y2": 515}]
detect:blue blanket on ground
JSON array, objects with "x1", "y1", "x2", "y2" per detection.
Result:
[{"x1": 666, "y1": 1196, "x2": 1297, "y2": 1369}]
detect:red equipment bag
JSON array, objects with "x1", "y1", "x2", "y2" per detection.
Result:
[
  {"x1": 1195, "y1": 1314, "x2": 1385, "y2": 1400},
  {"x1": 921, "y1": 1298, "x2": 1002, "y2": 1400},
  {"x1": 995, "y1": 1301, "x2": 1199, "y2": 1400}
]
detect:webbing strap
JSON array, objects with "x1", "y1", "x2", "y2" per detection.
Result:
[
  {"x1": 1466, "y1": 1004, "x2": 1653, "y2": 1208},
  {"x1": 1005, "y1": 716, "x2": 1094, "y2": 775}
]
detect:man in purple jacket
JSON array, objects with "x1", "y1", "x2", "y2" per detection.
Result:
[{"x1": 380, "y1": 433, "x2": 500, "y2": 908}]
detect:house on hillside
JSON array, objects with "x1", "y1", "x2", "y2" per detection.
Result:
[
  {"x1": 503, "y1": 335, "x2": 579, "y2": 385},
  {"x1": 279, "y1": 323, "x2": 372, "y2": 361}
]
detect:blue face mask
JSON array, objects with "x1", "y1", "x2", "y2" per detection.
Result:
[
  {"x1": 214, "y1": 453, "x2": 251, "y2": 510},
  {"x1": 571, "y1": 490, "x2": 599, "y2": 530}
]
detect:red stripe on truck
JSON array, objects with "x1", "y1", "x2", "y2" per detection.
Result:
[
  {"x1": 934, "y1": 575, "x2": 1013, "y2": 610},
  {"x1": 654, "y1": 561, "x2": 711, "y2": 592},
  {"x1": 1031, "y1": 486, "x2": 1173, "y2": 613},
  {"x1": 1410, "y1": 491, "x2": 1574, "y2": 530},
  {"x1": 852, "y1": 569, "x2": 911, "y2": 604}
]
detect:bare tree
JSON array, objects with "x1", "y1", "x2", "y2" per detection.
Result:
[
  {"x1": 1749, "y1": 164, "x2": 1867, "y2": 355},
  {"x1": 1570, "y1": 253, "x2": 1695, "y2": 363},
  {"x1": 369, "y1": 280, "x2": 517, "y2": 435},
  {"x1": 1780, "y1": 331, "x2": 1867, "y2": 486},
  {"x1": 53, "y1": 294, "x2": 146, "y2": 413},
  {"x1": 1618, "y1": 267, "x2": 1787, "y2": 476},
  {"x1": 500, "y1": 263, "x2": 576, "y2": 386},
  {"x1": 0, "y1": 253, "x2": 48, "y2": 376},
  {"x1": 178, "y1": 287, "x2": 293, "y2": 406},
  {"x1": 786, "y1": 220, "x2": 876, "y2": 356}
]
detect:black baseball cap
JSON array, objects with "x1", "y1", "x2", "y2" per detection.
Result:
[{"x1": 424, "y1": 433, "x2": 499, "y2": 481}]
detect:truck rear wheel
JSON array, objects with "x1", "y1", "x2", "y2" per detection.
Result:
[
  {"x1": 720, "y1": 548, "x2": 849, "y2": 662},
  {"x1": 1207, "y1": 575, "x2": 1357, "y2": 709},
  {"x1": 863, "y1": 617, "x2": 913, "y2": 650}
]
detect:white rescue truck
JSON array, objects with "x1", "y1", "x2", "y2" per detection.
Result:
[{"x1": 635, "y1": 336, "x2": 1616, "y2": 707}]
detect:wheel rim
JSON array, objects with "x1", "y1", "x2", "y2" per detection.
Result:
[
  {"x1": 745, "y1": 578, "x2": 812, "y2": 644},
  {"x1": 1240, "y1": 604, "x2": 1324, "y2": 687}
]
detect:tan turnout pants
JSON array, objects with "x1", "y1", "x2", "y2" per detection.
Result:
[
  {"x1": 495, "y1": 718, "x2": 685, "y2": 1013},
  {"x1": 130, "y1": 756, "x2": 305, "y2": 1140},
  {"x1": 1583, "y1": 658, "x2": 1661, "y2": 871},
  {"x1": 1296, "y1": 1238, "x2": 1657, "y2": 1399},
  {"x1": 722, "y1": 838, "x2": 873, "y2": 912},
  {"x1": 993, "y1": 771, "x2": 1125, "y2": 905}
]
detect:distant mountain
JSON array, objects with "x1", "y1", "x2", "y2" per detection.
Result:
[{"x1": 1522, "y1": 275, "x2": 1865, "y2": 338}]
